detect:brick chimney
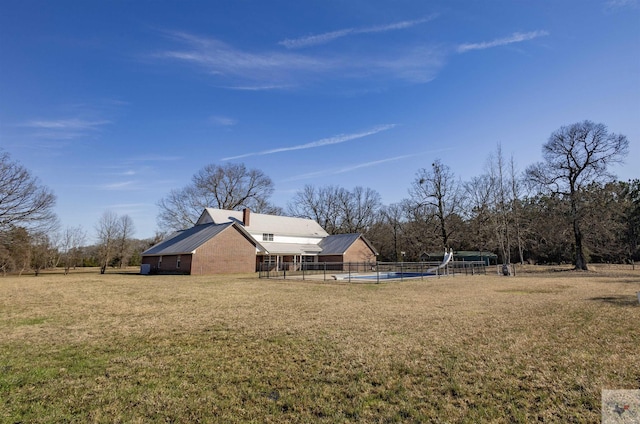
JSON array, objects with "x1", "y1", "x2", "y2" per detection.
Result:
[{"x1": 242, "y1": 208, "x2": 250, "y2": 226}]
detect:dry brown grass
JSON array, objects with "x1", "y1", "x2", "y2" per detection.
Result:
[{"x1": 1, "y1": 268, "x2": 639, "y2": 422}]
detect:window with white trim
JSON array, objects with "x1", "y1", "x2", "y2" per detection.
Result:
[{"x1": 262, "y1": 233, "x2": 274, "y2": 241}]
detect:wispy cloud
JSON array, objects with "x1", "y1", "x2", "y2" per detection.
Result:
[
  {"x1": 223, "y1": 84, "x2": 294, "y2": 91},
  {"x1": 107, "y1": 202, "x2": 149, "y2": 212},
  {"x1": 605, "y1": 0, "x2": 639, "y2": 8},
  {"x1": 457, "y1": 30, "x2": 549, "y2": 53},
  {"x1": 23, "y1": 118, "x2": 111, "y2": 140},
  {"x1": 153, "y1": 31, "x2": 445, "y2": 88},
  {"x1": 283, "y1": 153, "x2": 415, "y2": 182},
  {"x1": 279, "y1": 16, "x2": 436, "y2": 49},
  {"x1": 100, "y1": 181, "x2": 139, "y2": 191},
  {"x1": 26, "y1": 118, "x2": 110, "y2": 130},
  {"x1": 125, "y1": 155, "x2": 183, "y2": 162},
  {"x1": 222, "y1": 124, "x2": 396, "y2": 161},
  {"x1": 156, "y1": 31, "x2": 328, "y2": 83}
]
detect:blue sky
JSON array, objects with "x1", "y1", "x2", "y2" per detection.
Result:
[{"x1": 1, "y1": 0, "x2": 639, "y2": 241}]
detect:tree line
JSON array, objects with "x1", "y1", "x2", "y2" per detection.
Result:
[{"x1": 0, "y1": 120, "x2": 635, "y2": 274}]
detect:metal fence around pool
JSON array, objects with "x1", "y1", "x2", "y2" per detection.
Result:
[{"x1": 258, "y1": 260, "x2": 486, "y2": 281}]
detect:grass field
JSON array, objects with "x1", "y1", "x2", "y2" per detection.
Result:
[{"x1": 1, "y1": 268, "x2": 639, "y2": 423}]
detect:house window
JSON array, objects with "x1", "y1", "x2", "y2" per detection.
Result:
[
  {"x1": 176, "y1": 255, "x2": 181, "y2": 269},
  {"x1": 158, "y1": 256, "x2": 162, "y2": 268},
  {"x1": 262, "y1": 233, "x2": 274, "y2": 241}
]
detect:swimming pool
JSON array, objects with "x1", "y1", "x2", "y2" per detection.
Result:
[{"x1": 337, "y1": 271, "x2": 437, "y2": 280}]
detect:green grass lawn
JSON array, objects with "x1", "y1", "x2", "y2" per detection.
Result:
[{"x1": 1, "y1": 269, "x2": 639, "y2": 423}]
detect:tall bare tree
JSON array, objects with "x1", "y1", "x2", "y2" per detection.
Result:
[
  {"x1": 5, "y1": 226, "x2": 31, "y2": 276},
  {"x1": 377, "y1": 203, "x2": 406, "y2": 261},
  {"x1": 337, "y1": 186, "x2": 382, "y2": 234},
  {"x1": 0, "y1": 245, "x2": 13, "y2": 276},
  {"x1": 31, "y1": 231, "x2": 55, "y2": 276},
  {"x1": 288, "y1": 185, "x2": 382, "y2": 235},
  {"x1": 59, "y1": 226, "x2": 87, "y2": 274},
  {"x1": 288, "y1": 185, "x2": 342, "y2": 234},
  {"x1": 116, "y1": 215, "x2": 135, "y2": 268},
  {"x1": 157, "y1": 163, "x2": 277, "y2": 231},
  {"x1": 620, "y1": 179, "x2": 640, "y2": 262},
  {"x1": 409, "y1": 160, "x2": 462, "y2": 249},
  {"x1": 95, "y1": 211, "x2": 121, "y2": 274},
  {"x1": 526, "y1": 121, "x2": 629, "y2": 270},
  {"x1": 0, "y1": 151, "x2": 57, "y2": 232},
  {"x1": 488, "y1": 144, "x2": 512, "y2": 264},
  {"x1": 463, "y1": 174, "x2": 495, "y2": 255},
  {"x1": 509, "y1": 157, "x2": 527, "y2": 265}
]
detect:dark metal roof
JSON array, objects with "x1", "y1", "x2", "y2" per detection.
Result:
[
  {"x1": 142, "y1": 222, "x2": 240, "y2": 256},
  {"x1": 319, "y1": 233, "x2": 378, "y2": 256}
]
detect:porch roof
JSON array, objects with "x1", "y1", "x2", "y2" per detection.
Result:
[{"x1": 259, "y1": 242, "x2": 322, "y2": 255}]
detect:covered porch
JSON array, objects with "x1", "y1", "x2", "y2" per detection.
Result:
[{"x1": 256, "y1": 242, "x2": 323, "y2": 271}]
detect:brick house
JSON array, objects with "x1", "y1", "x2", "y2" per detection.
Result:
[{"x1": 141, "y1": 208, "x2": 378, "y2": 275}]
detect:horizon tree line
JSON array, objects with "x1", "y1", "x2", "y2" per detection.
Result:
[{"x1": 0, "y1": 120, "x2": 635, "y2": 274}]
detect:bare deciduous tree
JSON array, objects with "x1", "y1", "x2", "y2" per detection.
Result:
[
  {"x1": 409, "y1": 160, "x2": 462, "y2": 249},
  {"x1": 0, "y1": 151, "x2": 57, "y2": 232},
  {"x1": 337, "y1": 186, "x2": 382, "y2": 234},
  {"x1": 157, "y1": 163, "x2": 277, "y2": 231},
  {"x1": 59, "y1": 226, "x2": 87, "y2": 274},
  {"x1": 116, "y1": 215, "x2": 135, "y2": 268},
  {"x1": 6, "y1": 226, "x2": 31, "y2": 276},
  {"x1": 526, "y1": 120, "x2": 629, "y2": 270},
  {"x1": 31, "y1": 231, "x2": 55, "y2": 276},
  {"x1": 463, "y1": 174, "x2": 495, "y2": 255},
  {"x1": 620, "y1": 179, "x2": 640, "y2": 262},
  {"x1": 487, "y1": 144, "x2": 512, "y2": 264},
  {"x1": 96, "y1": 211, "x2": 121, "y2": 274},
  {"x1": 377, "y1": 203, "x2": 406, "y2": 261},
  {"x1": 509, "y1": 156, "x2": 527, "y2": 265},
  {"x1": 288, "y1": 185, "x2": 382, "y2": 235},
  {"x1": 288, "y1": 185, "x2": 341, "y2": 234},
  {"x1": 0, "y1": 245, "x2": 13, "y2": 276}
]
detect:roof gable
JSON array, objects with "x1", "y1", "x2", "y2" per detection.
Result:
[
  {"x1": 319, "y1": 233, "x2": 378, "y2": 256},
  {"x1": 198, "y1": 208, "x2": 329, "y2": 238},
  {"x1": 143, "y1": 222, "x2": 263, "y2": 256}
]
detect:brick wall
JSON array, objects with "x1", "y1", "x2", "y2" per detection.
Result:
[
  {"x1": 190, "y1": 226, "x2": 256, "y2": 275},
  {"x1": 141, "y1": 254, "x2": 192, "y2": 274},
  {"x1": 343, "y1": 238, "x2": 377, "y2": 263}
]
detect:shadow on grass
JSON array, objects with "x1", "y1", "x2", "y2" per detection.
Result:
[{"x1": 589, "y1": 295, "x2": 640, "y2": 307}]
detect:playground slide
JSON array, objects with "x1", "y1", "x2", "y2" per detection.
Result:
[
  {"x1": 426, "y1": 248, "x2": 453, "y2": 273},
  {"x1": 333, "y1": 248, "x2": 454, "y2": 280}
]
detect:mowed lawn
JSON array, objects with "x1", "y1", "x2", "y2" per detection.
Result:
[{"x1": 1, "y1": 268, "x2": 639, "y2": 423}]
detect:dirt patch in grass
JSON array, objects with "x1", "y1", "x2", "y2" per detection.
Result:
[{"x1": 1, "y1": 270, "x2": 639, "y2": 422}]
